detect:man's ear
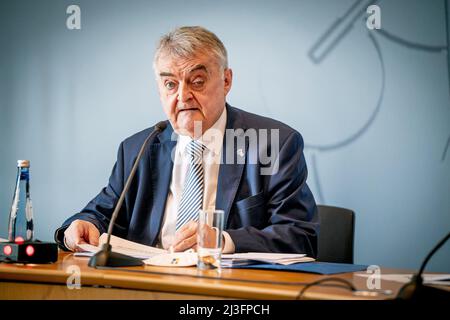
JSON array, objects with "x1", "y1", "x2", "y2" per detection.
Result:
[{"x1": 224, "y1": 68, "x2": 233, "y2": 95}]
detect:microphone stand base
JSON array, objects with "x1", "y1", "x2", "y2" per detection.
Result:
[
  {"x1": 88, "y1": 244, "x2": 144, "y2": 268},
  {"x1": 397, "y1": 281, "x2": 450, "y2": 302}
]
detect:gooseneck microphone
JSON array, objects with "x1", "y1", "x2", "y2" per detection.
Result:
[
  {"x1": 88, "y1": 121, "x2": 167, "y2": 268},
  {"x1": 397, "y1": 231, "x2": 450, "y2": 301}
]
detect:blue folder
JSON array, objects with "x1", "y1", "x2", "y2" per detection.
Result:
[{"x1": 232, "y1": 262, "x2": 368, "y2": 275}]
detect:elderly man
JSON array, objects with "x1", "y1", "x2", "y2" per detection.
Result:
[{"x1": 55, "y1": 26, "x2": 318, "y2": 256}]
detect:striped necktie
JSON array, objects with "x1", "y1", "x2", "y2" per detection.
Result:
[{"x1": 176, "y1": 140, "x2": 206, "y2": 231}]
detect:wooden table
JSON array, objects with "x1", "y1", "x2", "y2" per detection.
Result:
[{"x1": 0, "y1": 251, "x2": 423, "y2": 300}]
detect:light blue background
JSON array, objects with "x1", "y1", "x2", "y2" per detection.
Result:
[{"x1": 1, "y1": 0, "x2": 449, "y2": 271}]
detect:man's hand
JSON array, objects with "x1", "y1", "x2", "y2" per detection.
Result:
[
  {"x1": 64, "y1": 219, "x2": 100, "y2": 252},
  {"x1": 173, "y1": 221, "x2": 198, "y2": 252},
  {"x1": 172, "y1": 221, "x2": 223, "y2": 252}
]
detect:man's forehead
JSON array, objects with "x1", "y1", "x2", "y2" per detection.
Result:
[{"x1": 156, "y1": 54, "x2": 216, "y2": 76}]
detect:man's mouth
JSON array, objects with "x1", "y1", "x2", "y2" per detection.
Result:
[{"x1": 178, "y1": 107, "x2": 199, "y2": 113}]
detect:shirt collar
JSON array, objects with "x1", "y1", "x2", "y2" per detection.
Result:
[{"x1": 177, "y1": 106, "x2": 227, "y2": 156}]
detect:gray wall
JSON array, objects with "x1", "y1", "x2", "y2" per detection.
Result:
[{"x1": 1, "y1": 0, "x2": 449, "y2": 271}]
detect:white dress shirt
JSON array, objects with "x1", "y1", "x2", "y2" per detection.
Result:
[{"x1": 158, "y1": 107, "x2": 235, "y2": 253}]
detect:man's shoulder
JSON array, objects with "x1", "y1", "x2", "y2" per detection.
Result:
[
  {"x1": 228, "y1": 105, "x2": 301, "y2": 141},
  {"x1": 122, "y1": 127, "x2": 153, "y2": 147},
  {"x1": 120, "y1": 123, "x2": 170, "y2": 152}
]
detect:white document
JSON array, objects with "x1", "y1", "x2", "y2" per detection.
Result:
[
  {"x1": 356, "y1": 273, "x2": 450, "y2": 286},
  {"x1": 74, "y1": 244, "x2": 100, "y2": 257},
  {"x1": 0, "y1": 238, "x2": 9, "y2": 243},
  {"x1": 144, "y1": 251, "x2": 315, "y2": 268},
  {"x1": 221, "y1": 252, "x2": 315, "y2": 267},
  {"x1": 144, "y1": 252, "x2": 198, "y2": 267},
  {"x1": 75, "y1": 233, "x2": 166, "y2": 259}
]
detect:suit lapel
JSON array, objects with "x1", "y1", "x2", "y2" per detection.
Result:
[
  {"x1": 216, "y1": 105, "x2": 247, "y2": 227},
  {"x1": 148, "y1": 123, "x2": 177, "y2": 246}
]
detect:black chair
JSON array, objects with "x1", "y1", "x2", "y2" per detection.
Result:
[{"x1": 317, "y1": 205, "x2": 355, "y2": 264}]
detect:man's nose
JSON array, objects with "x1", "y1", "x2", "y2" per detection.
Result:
[{"x1": 177, "y1": 83, "x2": 193, "y2": 103}]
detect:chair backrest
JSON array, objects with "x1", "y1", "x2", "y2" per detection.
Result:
[{"x1": 317, "y1": 205, "x2": 355, "y2": 264}]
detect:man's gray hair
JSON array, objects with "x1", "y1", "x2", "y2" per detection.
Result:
[{"x1": 153, "y1": 26, "x2": 228, "y2": 70}]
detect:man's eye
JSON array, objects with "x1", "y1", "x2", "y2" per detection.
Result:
[
  {"x1": 192, "y1": 79, "x2": 205, "y2": 88},
  {"x1": 165, "y1": 82, "x2": 176, "y2": 90}
]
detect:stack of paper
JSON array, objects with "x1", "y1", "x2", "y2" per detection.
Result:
[
  {"x1": 75, "y1": 233, "x2": 166, "y2": 259},
  {"x1": 221, "y1": 252, "x2": 315, "y2": 268}
]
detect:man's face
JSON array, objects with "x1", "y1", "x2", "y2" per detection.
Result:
[{"x1": 155, "y1": 51, "x2": 232, "y2": 138}]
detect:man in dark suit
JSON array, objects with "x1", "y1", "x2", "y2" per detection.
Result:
[{"x1": 55, "y1": 26, "x2": 318, "y2": 256}]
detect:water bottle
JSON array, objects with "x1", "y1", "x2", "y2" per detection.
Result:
[{"x1": 8, "y1": 160, "x2": 34, "y2": 242}]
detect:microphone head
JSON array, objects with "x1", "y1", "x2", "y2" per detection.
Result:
[{"x1": 155, "y1": 121, "x2": 167, "y2": 132}]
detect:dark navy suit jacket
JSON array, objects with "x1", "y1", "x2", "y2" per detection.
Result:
[{"x1": 55, "y1": 105, "x2": 319, "y2": 256}]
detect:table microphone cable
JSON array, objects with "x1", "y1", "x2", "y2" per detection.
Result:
[{"x1": 296, "y1": 277, "x2": 357, "y2": 300}]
